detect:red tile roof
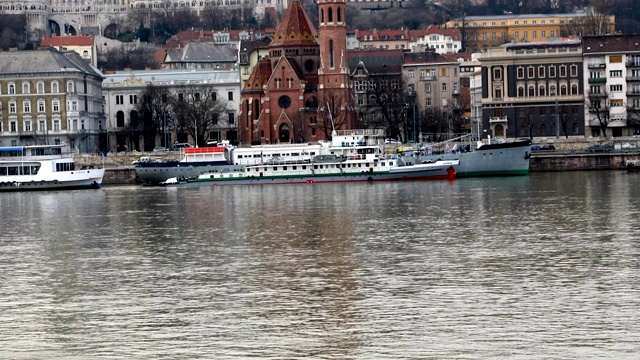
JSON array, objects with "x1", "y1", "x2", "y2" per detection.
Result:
[
  {"x1": 41, "y1": 35, "x2": 94, "y2": 47},
  {"x1": 424, "y1": 24, "x2": 461, "y2": 40},
  {"x1": 270, "y1": 0, "x2": 317, "y2": 48}
]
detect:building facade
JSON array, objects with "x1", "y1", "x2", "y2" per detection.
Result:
[
  {"x1": 582, "y1": 35, "x2": 640, "y2": 137},
  {"x1": 0, "y1": 49, "x2": 104, "y2": 152},
  {"x1": 478, "y1": 40, "x2": 585, "y2": 139},
  {"x1": 443, "y1": 13, "x2": 615, "y2": 51},
  {"x1": 102, "y1": 69, "x2": 240, "y2": 151},
  {"x1": 239, "y1": 0, "x2": 354, "y2": 145}
]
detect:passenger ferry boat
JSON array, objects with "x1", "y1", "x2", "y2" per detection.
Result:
[
  {"x1": 0, "y1": 144, "x2": 105, "y2": 191},
  {"x1": 134, "y1": 141, "x2": 323, "y2": 185},
  {"x1": 164, "y1": 129, "x2": 458, "y2": 186}
]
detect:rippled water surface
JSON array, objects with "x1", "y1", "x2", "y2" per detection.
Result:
[{"x1": 1, "y1": 171, "x2": 640, "y2": 359}]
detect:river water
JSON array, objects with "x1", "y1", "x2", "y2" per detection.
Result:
[{"x1": 1, "y1": 171, "x2": 639, "y2": 359}]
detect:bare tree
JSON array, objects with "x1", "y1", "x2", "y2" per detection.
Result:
[
  {"x1": 137, "y1": 85, "x2": 173, "y2": 150},
  {"x1": 170, "y1": 85, "x2": 229, "y2": 147},
  {"x1": 318, "y1": 89, "x2": 353, "y2": 140},
  {"x1": 585, "y1": 90, "x2": 612, "y2": 137}
]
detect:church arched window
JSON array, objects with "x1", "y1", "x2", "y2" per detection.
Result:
[{"x1": 328, "y1": 7, "x2": 332, "y2": 23}]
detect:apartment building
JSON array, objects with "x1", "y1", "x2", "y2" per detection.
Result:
[
  {"x1": 478, "y1": 40, "x2": 585, "y2": 139},
  {"x1": 403, "y1": 52, "x2": 461, "y2": 110},
  {"x1": 40, "y1": 35, "x2": 98, "y2": 67},
  {"x1": 412, "y1": 25, "x2": 462, "y2": 54},
  {"x1": 102, "y1": 69, "x2": 240, "y2": 151},
  {"x1": 583, "y1": 35, "x2": 640, "y2": 137},
  {"x1": 0, "y1": 49, "x2": 105, "y2": 152},
  {"x1": 443, "y1": 13, "x2": 615, "y2": 51}
]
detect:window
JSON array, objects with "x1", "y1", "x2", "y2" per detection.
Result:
[
  {"x1": 515, "y1": 31, "x2": 519, "y2": 40},
  {"x1": 610, "y1": 84, "x2": 622, "y2": 92},
  {"x1": 408, "y1": 70, "x2": 414, "y2": 78},
  {"x1": 424, "y1": 83, "x2": 431, "y2": 92},
  {"x1": 517, "y1": 67, "x2": 524, "y2": 79},
  {"x1": 549, "y1": 66, "x2": 556, "y2": 78},
  {"x1": 528, "y1": 86, "x2": 535, "y2": 97},
  {"x1": 51, "y1": 81, "x2": 59, "y2": 93},
  {"x1": 533, "y1": 31, "x2": 537, "y2": 39},
  {"x1": 492, "y1": 32, "x2": 496, "y2": 40},
  {"x1": 550, "y1": 30, "x2": 555, "y2": 37},
  {"x1": 52, "y1": 100, "x2": 60, "y2": 112},
  {"x1": 493, "y1": 68, "x2": 502, "y2": 80},
  {"x1": 23, "y1": 101, "x2": 31, "y2": 113},
  {"x1": 560, "y1": 66, "x2": 567, "y2": 77},
  {"x1": 71, "y1": 101, "x2": 77, "y2": 111},
  {"x1": 550, "y1": 85, "x2": 556, "y2": 96},
  {"x1": 539, "y1": 86, "x2": 546, "y2": 97},
  {"x1": 9, "y1": 101, "x2": 16, "y2": 113},
  {"x1": 10, "y1": 121, "x2": 17, "y2": 132},
  {"x1": 571, "y1": 84, "x2": 578, "y2": 95},
  {"x1": 495, "y1": 88, "x2": 502, "y2": 98},
  {"x1": 115, "y1": 95, "x2": 124, "y2": 105},
  {"x1": 22, "y1": 82, "x2": 30, "y2": 94},
  {"x1": 24, "y1": 120, "x2": 31, "y2": 132},
  {"x1": 425, "y1": 98, "x2": 432, "y2": 107},
  {"x1": 542, "y1": 30, "x2": 546, "y2": 38},
  {"x1": 570, "y1": 65, "x2": 578, "y2": 77},
  {"x1": 67, "y1": 81, "x2": 74, "y2": 93},
  {"x1": 8, "y1": 83, "x2": 15, "y2": 94},
  {"x1": 610, "y1": 55, "x2": 622, "y2": 63},
  {"x1": 228, "y1": 91, "x2": 233, "y2": 101},
  {"x1": 560, "y1": 85, "x2": 567, "y2": 96},
  {"x1": 610, "y1": 70, "x2": 622, "y2": 77},
  {"x1": 518, "y1": 86, "x2": 524, "y2": 97},
  {"x1": 528, "y1": 67, "x2": 534, "y2": 78},
  {"x1": 524, "y1": 31, "x2": 528, "y2": 39},
  {"x1": 454, "y1": 82, "x2": 459, "y2": 93},
  {"x1": 38, "y1": 120, "x2": 46, "y2": 131},
  {"x1": 129, "y1": 94, "x2": 137, "y2": 104},
  {"x1": 612, "y1": 99, "x2": 624, "y2": 107},
  {"x1": 538, "y1": 66, "x2": 545, "y2": 78},
  {"x1": 37, "y1": 82, "x2": 44, "y2": 94},
  {"x1": 442, "y1": 83, "x2": 447, "y2": 91},
  {"x1": 53, "y1": 119, "x2": 60, "y2": 131},
  {"x1": 441, "y1": 68, "x2": 447, "y2": 76},
  {"x1": 228, "y1": 112, "x2": 235, "y2": 124},
  {"x1": 38, "y1": 100, "x2": 45, "y2": 112}
]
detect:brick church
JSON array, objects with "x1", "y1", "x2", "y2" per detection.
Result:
[{"x1": 239, "y1": 0, "x2": 354, "y2": 145}]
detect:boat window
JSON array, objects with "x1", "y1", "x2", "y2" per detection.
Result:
[
  {"x1": 8, "y1": 166, "x2": 19, "y2": 175},
  {"x1": 0, "y1": 167, "x2": 6, "y2": 175},
  {"x1": 381, "y1": 162, "x2": 385, "y2": 166},
  {"x1": 273, "y1": 167, "x2": 277, "y2": 171},
  {"x1": 302, "y1": 166, "x2": 307, "y2": 170}
]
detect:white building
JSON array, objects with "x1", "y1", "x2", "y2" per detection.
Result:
[
  {"x1": 413, "y1": 25, "x2": 462, "y2": 54},
  {"x1": 102, "y1": 69, "x2": 241, "y2": 152},
  {"x1": 583, "y1": 35, "x2": 640, "y2": 137}
]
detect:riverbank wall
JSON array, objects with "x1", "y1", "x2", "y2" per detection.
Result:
[{"x1": 76, "y1": 150, "x2": 640, "y2": 185}]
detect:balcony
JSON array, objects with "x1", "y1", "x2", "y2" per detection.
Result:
[
  {"x1": 420, "y1": 75, "x2": 436, "y2": 81},
  {"x1": 587, "y1": 63, "x2": 606, "y2": 69},
  {"x1": 626, "y1": 61, "x2": 640, "y2": 67},
  {"x1": 489, "y1": 116, "x2": 508, "y2": 124},
  {"x1": 588, "y1": 77, "x2": 607, "y2": 84},
  {"x1": 627, "y1": 76, "x2": 640, "y2": 82},
  {"x1": 627, "y1": 90, "x2": 640, "y2": 96},
  {"x1": 587, "y1": 91, "x2": 607, "y2": 98}
]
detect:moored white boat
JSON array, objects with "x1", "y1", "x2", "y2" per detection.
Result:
[
  {"x1": 401, "y1": 136, "x2": 532, "y2": 177},
  {"x1": 178, "y1": 131, "x2": 458, "y2": 187},
  {"x1": 0, "y1": 145, "x2": 105, "y2": 191}
]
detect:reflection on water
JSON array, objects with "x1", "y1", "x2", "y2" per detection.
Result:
[{"x1": 1, "y1": 172, "x2": 640, "y2": 359}]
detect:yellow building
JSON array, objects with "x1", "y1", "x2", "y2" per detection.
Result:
[{"x1": 443, "y1": 13, "x2": 615, "y2": 51}]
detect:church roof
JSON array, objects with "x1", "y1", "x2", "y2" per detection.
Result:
[
  {"x1": 243, "y1": 59, "x2": 272, "y2": 92},
  {"x1": 269, "y1": 0, "x2": 317, "y2": 48}
]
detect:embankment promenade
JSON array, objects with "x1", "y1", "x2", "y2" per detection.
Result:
[{"x1": 75, "y1": 147, "x2": 640, "y2": 185}]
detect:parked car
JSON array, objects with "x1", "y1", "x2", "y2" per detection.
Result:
[
  {"x1": 385, "y1": 138, "x2": 402, "y2": 144},
  {"x1": 173, "y1": 143, "x2": 193, "y2": 149},
  {"x1": 153, "y1": 147, "x2": 170, "y2": 153},
  {"x1": 586, "y1": 144, "x2": 613, "y2": 153},
  {"x1": 541, "y1": 145, "x2": 556, "y2": 151},
  {"x1": 531, "y1": 145, "x2": 542, "y2": 152}
]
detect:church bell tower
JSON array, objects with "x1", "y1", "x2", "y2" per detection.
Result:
[{"x1": 317, "y1": 0, "x2": 350, "y2": 91}]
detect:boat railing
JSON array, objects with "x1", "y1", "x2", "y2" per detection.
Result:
[{"x1": 334, "y1": 129, "x2": 386, "y2": 137}]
